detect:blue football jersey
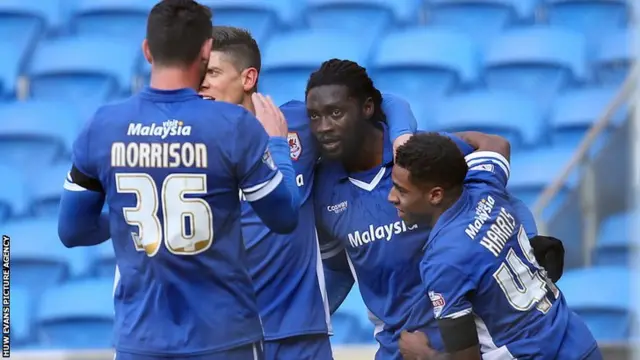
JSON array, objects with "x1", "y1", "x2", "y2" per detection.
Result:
[
  {"x1": 72, "y1": 87, "x2": 281, "y2": 356},
  {"x1": 315, "y1": 129, "x2": 545, "y2": 359},
  {"x1": 240, "y1": 100, "x2": 330, "y2": 340},
  {"x1": 421, "y1": 151, "x2": 598, "y2": 359}
]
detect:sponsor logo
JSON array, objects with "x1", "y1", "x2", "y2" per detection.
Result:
[
  {"x1": 127, "y1": 120, "x2": 191, "y2": 139},
  {"x1": 465, "y1": 195, "x2": 495, "y2": 240},
  {"x1": 347, "y1": 221, "x2": 417, "y2": 247},
  {"x1": 429, "y1": 291, "x2": 445, "y2": 318},
  {"x1": 327, "y1": 201, "x2": 348, "y2": 214}
]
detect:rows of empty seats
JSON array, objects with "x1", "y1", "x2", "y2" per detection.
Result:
[{"x1": 2, "y1": 0, "x2": 635, "y2": 351}]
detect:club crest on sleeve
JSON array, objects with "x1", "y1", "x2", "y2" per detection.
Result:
[
  {"x1": 469, "y1": 163, "x2": 494, "y2": 173},
  {"x1": 262, "y1": 148, "x2": 277, "y2": 170},
  {"x1": 429, "y1": 291, "x2": 445, "y2": 318},
  {"x1": 287, "y1": 132, "x2": 302, "y2": 161}
]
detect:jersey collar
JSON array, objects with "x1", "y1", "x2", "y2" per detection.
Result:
[
  {"x1": 331, "y1": 122, "x2": 395, "y2": 181},
  {"x1": 140, "y1": 87, "x2": 200, "y2": 101}
]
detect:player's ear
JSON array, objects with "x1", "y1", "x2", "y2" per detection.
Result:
[
  {"x1": 200, "y1": 38, "x2": 213, "y2": 62},
  {"x1": 142, "y1": 39, "x2": 153, "y2": 64},
  {"x1": 362, "y1": 97, "x2": 374, "y2": 120},
  {"x1": 428, "y1": 187, "x2": 444, "y2": 206},
  {"x1": 241, "y1": 67, "x2": 259, "y2": 92}
]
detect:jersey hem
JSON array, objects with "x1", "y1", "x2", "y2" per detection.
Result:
[
  {"x1": 115, "y1": 334, "x2": 263, "y2": 357},
  {"x1": 263, "y1": 327, "x2": 330, "y2": 341}
]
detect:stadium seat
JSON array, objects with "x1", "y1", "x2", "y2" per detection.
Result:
[
  {"x1": 427, "y1": 0, "x2": 538, "y2": 47},
  {"x1": 543, "y1": 0, "x2": 629, "y2": 49},
  {"x1": 92, "y1": 241, "x2": 116, "y2": 278},
  {"x1": 594, "y1": 212, "x2": 635, "y2": 266},
  {"x1": 201, "y1": 0, "x2": 290, "y2": 45},
  {"x1": 0, "y1": 101, "x2": 80, "y2": 172},
  {"x1": 558, "y1": 266, "x2": 631, "y2": 341},
  {"x1": 594, "y1": 29, "x2": 633, "y2": 87},
  {"x1": 69, "y1": 0, "x2": 156, "y2": 38},
  {"x1": 433, "y1": 90, "x2": 543, "y2": 149},
  {"x1": 484, "y1": 27, "x2": 588, "y2": 109},
  {"x1": 261, "y1": 30, "x2": 370, "y2": 105},
  {"x1": 12, "y1": 287, "x2": 34, "y2": 346},
  {"x1": 0, "y1": 165, "x2": 28, "y2": 222},
  {"x1": 27, "y1": 36, "x2": 139, "y2": 102},
  {"x1": 37, "y1": 279, "x2": 114, "y2": 349},
  {"x1": 331, "y1": 286, "x2": 373, "y2": 344},
  {"x1": 549, "y1": 86, "x2": 626, "y2": 149},
  {"x1": 305, "y1": 0, "x2": 421, "y2": 35},
  {"x1": 371, "y1": 28, "x2": 479, "y2": 110},
  {"x1": 507, "y1": 146, "x2": 577, "y2": 216},
  {"x1": 6, "y1": 218, "x2": 92, "y2": 292},
  {"x1": 29, "y1": 162, "x2": 72, "y2": 217},
  {"x1": 0, "y1": 38, "x2": 27, "y2": 99}
]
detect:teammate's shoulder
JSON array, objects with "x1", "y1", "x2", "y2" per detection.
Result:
[{"x1": 279, "y1": 100, "x2": 308, "y2": 125}]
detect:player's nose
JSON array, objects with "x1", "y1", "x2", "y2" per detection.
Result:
[{"x1": 387, "y1": 189, "x2": 399, "y2": 205}]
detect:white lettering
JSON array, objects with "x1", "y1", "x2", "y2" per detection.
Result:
[
  {"x1": 347, "y1": 221, "x2": 418, "y2": 248},
  {"x1": 111, "y1": 142, "x2": 207, "y2": 169}
]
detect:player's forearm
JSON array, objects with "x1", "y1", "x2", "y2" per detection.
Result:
[
  {"x1": 58, "y1": 190, "x2": 110, "y2": 247},
  {"x1": 439, "y1": 132, "x2": 474, "y2": 156},
  {"x1": 453, "y1": 131, "x2": 511, "y2": 161},
  {"x1": 248, "y1": 137, "x2": 300, "y2": 233},
  {"x1": 382, "y1": 93, "x2": 417, "y2": 140}
]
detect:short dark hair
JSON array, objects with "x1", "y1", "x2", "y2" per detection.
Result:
[
  {"x1": 146, "y1": 0, "x2": 213, "y2": 67},
  {"x1": 395, "y1": 132, "x2": 468, "y2": 190},
  {"x1": 211, "y1": 26, "x2": 261, "y2": 73},
  {"x1": 306, "y1": 59, "x2": 385, "y2": 122}
]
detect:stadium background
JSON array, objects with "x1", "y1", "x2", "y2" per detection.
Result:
[{"x1": 0, "y1": 0, "x2": 637, "y2": 359}]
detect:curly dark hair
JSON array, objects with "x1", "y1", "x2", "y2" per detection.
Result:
[
  {"x1": 395, "y1": 132, "x2": 468, "y2": 189},
  {"x1": 306, "y1": 59, "x2": 385, "y2": 123}
]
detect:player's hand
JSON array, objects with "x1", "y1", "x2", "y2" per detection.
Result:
[
  {"x1": 393, "y1": 134, "x2": 413, "y2": 162},
  {"x1": 399, "y1": 330, "x2": 439, "y2": 360},
  {"x1": 252, "y1": 93, "x2": 287, "y2": 138}
]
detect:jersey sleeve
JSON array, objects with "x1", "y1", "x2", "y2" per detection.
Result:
[
  {"x1": 66, "y1": 109, "x2": 103, "y2": 192},
  {"x1": 438, "y1": 132, "x2": 474, "y2": 156},
  {"x1": 381, "y1": 93, "x2": 417, "y2": 140},
  {"x1": 234, "y1": 111, "x2": 283, "y2": 202},
  {"x1": 420, "y1": 260, "x2": 476, "y2": 321},
  {"x1": 464, "y1": 151, "x2": 510, "y2": 190},
  {"x1": 509, "y1": 195, "x2": 538, "y2": 238}
]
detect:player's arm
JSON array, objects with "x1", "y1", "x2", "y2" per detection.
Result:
[
  {"x1": 236, "y1": 107, "x2": 300, "y2": 234},
  {"x1": 317, "y1": 224, "x2": 355, "y2": 313},
  {"x1": 58, "y1": 118, "x2": 111, "y2": 248},
  {"x1": 455, "y1": 132, "x2": 511, "y2": 189},
  {"x1": 381, "y1": 93, "x2": 417, "y2": 152},
  {"x1": 421, "y1": 261, "x2": 481, "y2": 360}
]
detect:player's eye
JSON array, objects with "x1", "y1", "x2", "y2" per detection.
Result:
[
  {"x1": 331, "y1": 109, "x2": 342, "y2": 117},
  {"x1": 309, "y1": 113, "x2": 319, "y2": 121}
]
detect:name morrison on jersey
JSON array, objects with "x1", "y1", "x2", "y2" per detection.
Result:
[{"x1": 111, "y1": 121, "x2": 207, "y2": 169}]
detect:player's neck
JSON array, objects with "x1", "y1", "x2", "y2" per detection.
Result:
[
  {"x1": 149, "y1": 66, "x2": 201, "y2": 91},
  {"x1": 430, "y1": 190, "x2": 463, "y2": 227},
  {"x1": 240, "y1": 93, "x2": 256, "y2": 114},
  {"x1": 343, "y1": 123, "x2": 384, "y2": 173}
]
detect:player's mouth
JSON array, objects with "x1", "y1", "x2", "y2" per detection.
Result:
[
  {"x1": 320, "y1": 140, "x2": 341, "y2": 152},
  {"x1": 201, "y1": 95, "x2": 215, "y2": 101}
]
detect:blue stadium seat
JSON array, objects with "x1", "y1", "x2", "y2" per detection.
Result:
[
  {"x1": 484, "y1": 27, "x2": 587, "y2": 109},
  {"x1": 306, "y1": 0, "x2": 421, "y2": 35},
  {"x1": 261, "y1": 30, "x2": 370, "y2": 105},
  {"x1": 544, "y1": 0, "x2": 629, "y2": 49},
  {"x1": 201, "y1": 0, "x2": 290, "y2": 45},
  {"x1": 92, "y1": 241, "x2": 116, "y2": 278},
  {"x1": 0, "y1": 165, "x2": 28, "y2": 222},
  {"x1": 69, "y1": 0, "x2": 156, "y2": 38},
  {"x1": 6, "y1": 218, "x2": 92, "y2": 292},
  {"x1": 549, "y1": 86, "x2": 626, "y2": 149},
  {"x1": 594, "y1": 212, "x2": 634, "y2": 266},
  {"x1": 507, "y1": 146, "x2": 577, "y2": 216},
  {"x1": 27, "y1": 36, "x2": 139, "y2": 102},
  {"x1": 372, "y1": 28, "x2": 479, "y2": 109},
  {"x1": 29, "y1": 162, "x2": 71, "y2": 217},
  {"x1": 0, "y1": 101, "x2": 80, "y2": 172},
  {"x1": 331, "y1": 286, "x2": 373, "y2": 344},
  {"x1": 37, "y1": 279, "x2": 114, "y2": 349},
  {"x1": 12, "y1": 287, "x2": 34, "y2": 347},
  {"x1": 427, "y1": 0, "x2": 538, "y2": 47},
  {"x1": 433, "y1": 90, "x2": 543, "y2": 149},
  {"x1": 558, "y1": 266, "x2": 631, "y2": 341},
  {"x1": 594, "y1": 29, "x2": 633, "y2": 87},
  {"x1": 0, "y1": 38, "x2": 26, "y2": 99}
]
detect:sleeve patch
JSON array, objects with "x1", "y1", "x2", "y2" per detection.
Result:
[
  {"x1": 469, "y1": 164, "x2": 494, "y2": 173},
  {"x1": 262, "y1": 148, "x2": 277, "y2": 170},
  {"x1": 429, "y1": 291, "x2": 446, "y2": 318}
]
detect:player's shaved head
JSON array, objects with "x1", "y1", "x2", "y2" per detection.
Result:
[
  {"x1": 145, "y1": 0, "x2": 212, "y2": 67},
  {"x1": 305, "y1": 59, "x2": 385, "y2": 163},
  {"x1": 389, "y1": 133, "x2": 468, "y2": 226}
]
